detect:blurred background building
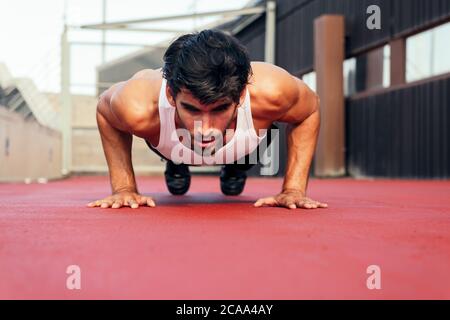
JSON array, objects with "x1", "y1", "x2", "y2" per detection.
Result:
[{"x1": 1, "y1": 0, "x2": 449, "y2": 182}]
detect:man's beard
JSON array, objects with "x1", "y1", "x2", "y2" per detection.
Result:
[{"x1": 175, "y1": 108, "x2": 237, "y2": 155}]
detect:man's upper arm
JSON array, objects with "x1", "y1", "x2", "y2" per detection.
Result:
[
  {"x1": 98, "y1": 79, "x2": 152, "y2": 134},
  {"x1": 276, "y1": 74, "x2": 320, "y2": 125},
  {"x1": 96, "y1": 82, "x2": 129, "y2": 132}
]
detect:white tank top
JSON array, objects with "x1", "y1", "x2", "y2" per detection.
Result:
[{"x1": 149, "y1": 78, "x2": 266, "y2": 165}]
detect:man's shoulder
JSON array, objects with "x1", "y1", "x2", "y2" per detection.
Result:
[
  {"x1": 130, "y1": 68, "x2": 163, "y2": 81},
  {"x1": 110, "y1": 67, "x2": 160, "y2": 94},
  {"x1": 121, "y1": 68, "x2": 163, "y2": 96},
  {"x1": 109, "y1": 69, "x2": 163, "y2": 137},
  {"x1": 249, "y1": 62, "x2": 300, "y2": 119}
]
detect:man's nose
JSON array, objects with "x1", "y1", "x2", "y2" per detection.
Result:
[{"x1": 200, "y1": 115, "x2": 213, "y2": 136}]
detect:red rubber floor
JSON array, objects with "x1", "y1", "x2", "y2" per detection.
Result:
[{"x1": 1, "y1": 176, "x2": 450, "y2": 299}]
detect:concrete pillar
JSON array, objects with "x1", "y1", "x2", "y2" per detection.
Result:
[
  {"x1": 61, "y1": 25, "x2": 72, "y2": 175},
  {"x1": 264, "y1": 0, "x2": 276, "y2": 64},
  {"x1": 313, "y1": 15, "x2": 345, "y2": 177}
]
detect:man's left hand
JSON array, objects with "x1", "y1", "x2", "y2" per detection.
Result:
[{"x1": 254, "y1": 190, "x2": 328, "y2": 210}]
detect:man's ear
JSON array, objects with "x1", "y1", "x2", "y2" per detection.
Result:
[{"x1": 166, "y1": 85, "x2": 176, "y2": 107}]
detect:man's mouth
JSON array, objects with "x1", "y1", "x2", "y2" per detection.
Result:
[{"x1": 195, "y1": 139, "x2": 215, "y2": 148}]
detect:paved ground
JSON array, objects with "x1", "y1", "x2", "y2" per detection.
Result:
[{"x1": 1, "y1": 176, "x2": 449, "y2": 299}]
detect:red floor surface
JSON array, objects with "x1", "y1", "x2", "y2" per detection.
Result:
[{"x1": 1, "y1": 175, "x2": 450, "y2": 299}]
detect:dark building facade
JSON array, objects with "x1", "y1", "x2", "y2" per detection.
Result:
[
  {"x1": 95, "y1": 0, "x2": 450, "y2": 178},
  {"x1": 232, "y1": 0, "x2": 450, "y2": 178}
]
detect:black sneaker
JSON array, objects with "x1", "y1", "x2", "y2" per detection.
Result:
[
  {"x1": 220, "y1": 165, "x2": 247, "y2": 196},
  {"x1": 164, "y1": 161, "x2": 191, "y2": 195}
]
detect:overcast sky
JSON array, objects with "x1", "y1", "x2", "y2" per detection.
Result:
[
  {"x1": 2, "y1": 1, "x2": 448, "y2": 95},
  {"x1": 0, "y1": 0, "x2": 249, "y2": 94}
]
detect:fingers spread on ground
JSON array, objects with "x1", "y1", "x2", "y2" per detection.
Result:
[
  {"x1": 295, "y1": 200, "x2": 305, "y2": 207},
  {"x1": 306, "y1": 201, "x2": 322, "y2": 209},
  {"x1": 254, "y1": 197, "x2": 277, "y2": 207},
  {"x1": 286, "y1": 202, "x2": 297, "y2": 209},
  {"x1": 100, "y1": 202, "x2": 112, "y2": 208},
  {"x1": 112, "y1": 201, "x2": 122, "y2": 209},
  {"x1": 318, "y1": 203, "x2": 328, "y2": 208},
  {"x1": 127, "y1": 200, "x2": 139, "y2": 209},
  {"x1": 306, "y1": 202, "x2": 318, "y2": 208},
  {"x1": 253, "y1": 198, "x2": 265, "y2": 207},
  {"x1": 146, "y1": 198, "x2": 156, "y2": 207},
  {"x1": 281, "y1": 197, "x2": 296, "y2": 208},
  {"x1": 137, "y1": 197, "x2": 147, "y2": 205},
  {"x1": 253, "y1": 199, "x2": 264, "y2": 207}
]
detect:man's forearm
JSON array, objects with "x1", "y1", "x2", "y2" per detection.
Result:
[
  {"x1": 96, "y1": 109, "x2": 137, "y2": 194},
  {"x1": 282, "y1": 109, "x2": 320, "y2": 194}
]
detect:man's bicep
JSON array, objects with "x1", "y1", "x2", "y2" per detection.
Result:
[
  {"x1": 97, "y1": 82, "x2": 129, "y2": 132},
  {"x1": 109, "y1": 80, "x2": 154, "y2": 136},
  {"x1": 298, "y1": 78, "x2": 320, "y2": 115},
  {"x1": 277, "y1": 77, "x2": 319, "y2": 125}
]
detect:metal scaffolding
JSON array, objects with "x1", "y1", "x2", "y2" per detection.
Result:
[{"x1": 60, "y1": 1, "x2": 277, "y2": 175}]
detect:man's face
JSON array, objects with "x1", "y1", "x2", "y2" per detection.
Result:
[{"x1": 167, "y1": 86, "x2": 243, "y2": 151}]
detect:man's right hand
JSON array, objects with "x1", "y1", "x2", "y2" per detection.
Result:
[{"x1": 87, "y1": 191, "x2": 156, "y2": 209}]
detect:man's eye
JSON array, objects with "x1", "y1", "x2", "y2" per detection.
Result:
[
  {"x1": 213, "y1": 105, "x2": 230, "y2": 113},
  {"x1": 186, "y1": 107, "x2": 200, "y2": 113}
]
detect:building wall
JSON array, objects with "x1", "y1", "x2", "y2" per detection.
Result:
[
  {"x1": 0, "y1": 107, "x2": 62, "y2": 182},
  {"x1": 347, "y1": 76, "x2": 450, "y2": 178},
  {"x1": 97, "y1": 47, "x2": 166, "y2": 95},
  {"x1": 238, "y1": 0, "x2": 450, "y2": 74},
  {"x1": 90, "y1": 0, "x2": 450, "y2": 178},
  {"x1": 233, "y1": 0, "x2": 450, "y2": 178},
  {"x1": 45, "y1": 93, "x2": 165, "y2": 174}
]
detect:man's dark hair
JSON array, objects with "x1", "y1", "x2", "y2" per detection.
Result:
[{"x1": 162, "y1": 29, "x2": 252, "y2": 105}]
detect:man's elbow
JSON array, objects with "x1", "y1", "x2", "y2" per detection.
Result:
[
  {"x1": 96, "y1": 95, "x2": 128, "y2": 133},
  {"x1": 311, "y1": 92, "x2": 320, "y2": 114},
  {"x1": 96, "y1": 96, "x2": 108, "y2": 124}
]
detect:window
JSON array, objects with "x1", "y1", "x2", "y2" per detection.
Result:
[
  {"x1": 382, "y1": 45, "x2": 391, "y2": 88},
  {"x1": 343, "y1": 58, "x2": 356, "y2": 96},
  {"x1": 342, "y1": 46, "x2": 390, "y2": 97},
  {"x1": 302, "y1": 71, "x2": 316, "y2": 92},
  {"x1": 352, "y1": 44, "x2": 390, "y2": 94},
  {"x1": 406, "y1": 21, "x2": 450, "y2": 82},
  {"x1": 302, "y1": 44, "x2": 390, "y2": 97}
]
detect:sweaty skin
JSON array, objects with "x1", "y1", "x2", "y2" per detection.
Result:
[{"x1": 89, "y1": 61, "x2": 328, "y2": 210}]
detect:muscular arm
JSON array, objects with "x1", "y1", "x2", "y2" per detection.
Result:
[
  {"x1": 278, "y1": 77, "x2": 320, "y2": 194},
  {"x1": 254, "y1": 67, "x2": 327, "y2": 209},
  {"x1": 96, "y1": 85, "x2": 137, "y2": 193},
  {"x1": 88, "y1": 80, "x2": 156, "y2": 209}
]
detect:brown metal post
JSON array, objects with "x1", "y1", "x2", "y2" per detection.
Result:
[
  {"x1": 313, "y1": 15, "x2": 345, "y2": 177},
  {"x1": 366, "y1": 47, "x2": 385, "y2": 90},
  {"x1": 390, "y1": 38, "x2": 406, "y2": 86}
]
